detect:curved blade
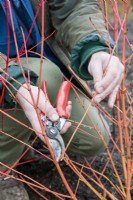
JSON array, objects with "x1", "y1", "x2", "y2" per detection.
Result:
[{"x1": 48, "y1": 138, "x2": 64, "y2": 161}]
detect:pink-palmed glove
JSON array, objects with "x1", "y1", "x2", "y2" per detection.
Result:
[{"x1": 88, "y1": 52, "x2": 124, "y2": 108}]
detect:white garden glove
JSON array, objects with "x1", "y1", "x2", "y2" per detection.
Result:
[
  {"x1": 88, "y1": 51, "x2": 124, "y2": 108},
  {"x1": 17, "y1": 84, "x2": 72, "y2": 141}
]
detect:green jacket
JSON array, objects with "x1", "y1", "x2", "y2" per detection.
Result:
[{"x1": 31, "y1": 0, "x2": 114, "y2": 80}]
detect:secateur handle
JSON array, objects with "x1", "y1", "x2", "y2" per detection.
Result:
[
  {"x1": 56, "y1": 81, "x2": 71, "y2": 119},
  {"x1": 42, "y1": 80, "x2": 71, "y2": 119}
]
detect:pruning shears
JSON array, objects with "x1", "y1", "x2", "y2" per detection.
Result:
[{"x1": 41, "y1": 80, "x2": 71, "y2": 161}]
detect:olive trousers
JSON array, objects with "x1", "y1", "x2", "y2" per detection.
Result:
[{"x1": 0, "y1": 58, "x2": 110, "y2": 171}]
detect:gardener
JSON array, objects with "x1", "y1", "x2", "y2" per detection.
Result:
[{"x1": 0, "y1": 1, "x2": 124, "y2": 200}]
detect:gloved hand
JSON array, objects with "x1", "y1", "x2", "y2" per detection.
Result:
[
  {"x1": 17, "y1": 84, "x2": 72, "y2": 142},
  {"x1": 88, "y1": 51, "x2": 124, "y2": 108}
]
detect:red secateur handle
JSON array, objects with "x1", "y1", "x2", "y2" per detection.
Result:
[
  {"x1": 42, "y1": 80, "x2": 71, "y2": 119},
  {"x1": 56, "y1": 81, "x2": 71, "y2": 119}
]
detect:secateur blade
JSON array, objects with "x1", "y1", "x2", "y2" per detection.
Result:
[
  {"x1": 48, "y1": 137, "x2": 65, "y2": 161},
  {"x1": 45, "y1": 118, "x2": 65, "y2": 161},
  {"x1": 41, "y1": 80, "x2": 71, "y2": 162}
]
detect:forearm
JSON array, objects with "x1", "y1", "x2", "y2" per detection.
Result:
[
  {"x1": 47, "y1": 0, "x2": 114, "y2": 80},
  {"x1": 48, "y1": 0, "x2": 108, "y2": 51}
]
